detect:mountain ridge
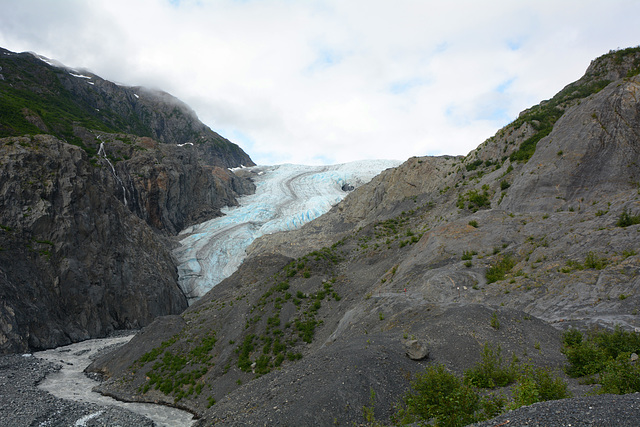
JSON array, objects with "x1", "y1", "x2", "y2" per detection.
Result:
[{"x1": 0, "y1": 47, "x2": 254, "y2": 168}]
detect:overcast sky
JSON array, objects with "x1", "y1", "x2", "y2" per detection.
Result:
[{"x1": 1, "y1": 0, "x2": 639, "y2": 165}]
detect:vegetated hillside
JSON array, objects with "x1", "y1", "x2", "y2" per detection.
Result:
[
  {"x1": 89, "y1": 47, "x2": 640, "y2": 425},
  {"x1": 0, "y1": 48, "x2": 256, "y2": 353},
  {"x1": 0, "y1": 47, "x2": 254, "y2": 168}
]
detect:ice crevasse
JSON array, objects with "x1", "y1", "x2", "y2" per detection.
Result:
[{"x1": 173, "y1": 160, "x2": 401, "y2": 302}]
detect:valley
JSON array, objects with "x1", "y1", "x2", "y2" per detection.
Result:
[
  {"x1": 2, "y1": 46, "x2": 640, "y2": 426},
  {"x1": 174, "y1": 160, "x2": 401, "y2": 301}
]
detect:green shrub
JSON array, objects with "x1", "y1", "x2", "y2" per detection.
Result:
[
  {"x1": 465, "y1": 159, "x2": 484, "y2": 172},
  {"x1": 562, "y1": 336, "x2": 608, "y2": 377},
  {"x1": 584, "y1": 251, "x2": 607, "y2": 270},
  {"x1": 295, "y1": 318, "x2": 318, "y2": 343},
  {"x1": 396, "y1": 364, "x2": 480, "y2": 427},
  {"x1": 461, "y1": 250, "x2": 476, "y2": 260},
  {"x1": 490, "y1": 312, "x2": 500, "y2": 330},
  {"x1": 467, "y1": 188, "x2": 491, "y2": 212},
  {"x1": 486, "y1": 254, "x2": 516, "y2": 283},
  {"x1": 616, "y1": 209, "x2": 640, "y2": 227},
  {"x1": 480, "y1": 393, "x2": 507, "y2": 419},
  {"x1": 592, "y1": 326, "x2": 640, "y2": 360},
  {"x1": 458, "y1": 186, "x2": 491, "y2": 212},
  {"x1": 511, "y1": 364, "x2": 570, "y2": 409},
  {"x1": 207, "y1": 396, "x2": 216, "y2": 408},
  {"x1": 463, "y1": 343, "x2": 517, "y2": 389},
  {"x1": 394, "y1": 362, "x2": 512, "y2": 427},
  {"x1": 599, "y1": 353, "x2": 640, "y2": 394},
  {"x1": 562, "y1": 327, "x2": 640, "y2": 379},
  {"x1": 468, "y1": 220, "x2": 479, "y2": 228},
  {"x1": 237, "y1": 334, "x2": 256, "y2": 372},
  {"x1": 393, "y1": 344, "x2": 571, "y2": 426}
]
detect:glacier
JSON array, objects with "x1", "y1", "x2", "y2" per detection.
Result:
[{"x1": 173, "y1": 160, "x2": 401, "y2": 302}]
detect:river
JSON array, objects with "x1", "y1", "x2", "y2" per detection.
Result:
[{"x1": 35, "y1": 334, "x2": 196, "y2": 427}]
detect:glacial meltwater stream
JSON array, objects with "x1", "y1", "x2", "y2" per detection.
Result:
[{"x1": 36, "y1": 335, "x2": 196, "y2": 427}]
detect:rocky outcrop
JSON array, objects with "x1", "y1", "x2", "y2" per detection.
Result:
[
  {"x1": 0, "y1": 135, "x2": 189, "y2": 353},
  {"x1": 75, "y1": 131, "x2": 255, "y2": 235}
]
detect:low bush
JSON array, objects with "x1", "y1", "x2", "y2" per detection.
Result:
[
  {"x1": 393, "y1": 346, "x2": 569, "y2": 427},
  {"x1": 458, "y1": 186, "x2": 492, "y2": 212},
  {"x1": 394, "y1": 364, "x2": 482, "y2": 427},
  {"x1": 511, "y1": 364, "x2": 570, "y2": 409},
  {"x1": 486, "y1": 254, "x2": 516, "y2": 283},
  {"x1": 599, "y1": 353, "x2": 640, "y2": 394},
  {"x1": 584, "y1": 251, "x2": 608, "y2": 270},
  {"x1": 562, "y1": 326, "x2": 640, "y2": 389},
  {"x1": 616, "y1": 209, "x2": 640, "y2": 227},
  {"x1": 463, "y1": 343, "x2": 517, "y2": 388},
  {"x1": 461, "y1": 250, "x2": 476, "y2": 260}
]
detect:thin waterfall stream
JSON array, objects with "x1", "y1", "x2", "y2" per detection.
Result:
[{"x1": 97, "y1": 140, "x2": 128, "y2": 206}]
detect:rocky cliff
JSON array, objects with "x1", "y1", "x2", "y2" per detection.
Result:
[
  {"x1": 0, "y1": 47, "x2": 256, "y2": 353},
  {"x1": 88, "y1": 47, "x2": 640, "y2": 425}
]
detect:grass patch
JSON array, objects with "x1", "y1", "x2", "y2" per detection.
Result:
[{"x1": 485, "y1": 254, "x2": 516, "y2": 284}]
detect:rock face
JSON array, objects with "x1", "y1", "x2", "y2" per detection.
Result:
[
  {"x1": 78, "y1": 132, "x2": 255, "y2": 235},
  {"x1": 0, "y1": 136, "x2": 188, "y2": 353},
  {"x1": 88, "y1": 47, "x2": 640, "y2": 425},
  {"x1": 0, "y1": 47, "x2": 256, "y2": 353}
]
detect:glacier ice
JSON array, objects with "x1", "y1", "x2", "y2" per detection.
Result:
[{"x1": 173, "y1": 160, "x2": 401, "y2": 302}]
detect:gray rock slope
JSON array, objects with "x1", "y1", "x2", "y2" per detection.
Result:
[{"x1": 90, "y1": 48, "x2": 640, "y2": 425}]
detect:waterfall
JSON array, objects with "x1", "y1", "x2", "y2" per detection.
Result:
[{"x1": 98, "y1": 141, "x2": 128, "y2": 207}]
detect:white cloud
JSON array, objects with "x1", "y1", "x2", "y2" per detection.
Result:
[{"x1": 1, "y1": 0, "x2": 639, "y2": 165}]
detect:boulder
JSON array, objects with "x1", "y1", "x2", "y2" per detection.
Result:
[{"x1": 404, "y1": 339, "x2": 429, "y2": 360}]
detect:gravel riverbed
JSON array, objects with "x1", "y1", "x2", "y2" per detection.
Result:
[
  {"x1": 0, "y1": 332, "x2": 195, "y2": 427},
  {"x1": 0, "y1": 352, "x2": 155, "y2": 426},
  {"x1": 471, "y1": 393, "x2": 640, "y2": 427},
  {"x1": 2, "y1": 338, "x2": 640, "y2": 426}
]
